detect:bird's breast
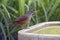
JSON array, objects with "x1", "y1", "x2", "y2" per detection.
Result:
[{"x1": 15, "y1": 19, "x2": 29, "y2": 25}]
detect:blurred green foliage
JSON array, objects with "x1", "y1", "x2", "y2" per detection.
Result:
[{"x1": 0, "y1": 0, "x2": 60, "y2": 40}]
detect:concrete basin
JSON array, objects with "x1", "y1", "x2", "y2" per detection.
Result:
[{"x1": 18, "y1": 21, "x2": 60, "y2": 40}]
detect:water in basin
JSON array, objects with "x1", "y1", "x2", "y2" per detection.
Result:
[{"x1": 34, "y1": 27, "x2": 60, "y2": 35}]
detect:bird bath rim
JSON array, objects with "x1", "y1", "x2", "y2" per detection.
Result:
[{"x1": 18, "y1": 21, "x2": 60, "y2": 36}]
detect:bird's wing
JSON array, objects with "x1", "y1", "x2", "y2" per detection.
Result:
[{"x1": 15, "y1": 16, "x2": 28, "y2": 22}]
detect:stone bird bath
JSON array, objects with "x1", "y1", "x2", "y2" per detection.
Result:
[{"x1": 18, "y1": 21, "x2": 60, "y2": 40}]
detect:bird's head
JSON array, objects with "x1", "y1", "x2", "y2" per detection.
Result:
[{"x1": 25, "y1": 9, "x2": 35, "y2": 16}]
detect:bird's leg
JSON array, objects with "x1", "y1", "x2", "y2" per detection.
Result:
[
  {"x1": 20, "y1": 24, "x2": 26, "y2": 29},
  {"x1": 26, "y1": 22, "x2": 30, "y2": 28},
  {"x1": 24, "y1": 22, "x2": 31, "y2": 29},
  {"x1": 20, "y1": 24, "x2": 29, "y2": 29}
]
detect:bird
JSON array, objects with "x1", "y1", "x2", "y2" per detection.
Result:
[{"x1": 13, "y1": 9, "x2": 35, "y2": 25}]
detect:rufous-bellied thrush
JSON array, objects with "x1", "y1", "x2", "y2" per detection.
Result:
[{"x1": 13, "y1": 9, "x2": 35, "y2": 25}]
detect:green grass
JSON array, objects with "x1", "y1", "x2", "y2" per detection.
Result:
[{"x1": 34, "y1": 27, "x2": 60, "y2": 34}]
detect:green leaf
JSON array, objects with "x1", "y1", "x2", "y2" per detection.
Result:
[
  {"x1": 0, "y1": 22, "x2": 7, "y2": 40},
  {"x1": 18, "y1": 0, "x2": 25, "y2": 16}
]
